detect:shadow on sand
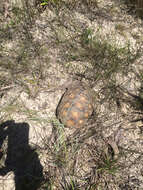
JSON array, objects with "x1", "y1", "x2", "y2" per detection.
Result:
[{"x1": 0, "y1": 120, "x2": 43, "y2": 190}]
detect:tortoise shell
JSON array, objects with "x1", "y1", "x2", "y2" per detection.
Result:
[{"x1": 56, "y1": 81, "x2": 95, "y2": 128}]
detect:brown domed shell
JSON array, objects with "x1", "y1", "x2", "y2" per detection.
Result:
[{"x1": 56, "y1": 81, "x2": 95, "y2": 128}]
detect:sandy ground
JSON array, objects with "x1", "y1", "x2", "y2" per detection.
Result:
[{"x1": 0, "y1": 0, "x2": 143, "y2": 189}]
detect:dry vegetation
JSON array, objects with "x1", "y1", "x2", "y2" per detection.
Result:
[{"x1": 0, "y1": 0, "x2": 143, "y2": 189}]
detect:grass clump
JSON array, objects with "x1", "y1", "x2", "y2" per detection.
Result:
[{"x1": 39, "y1": 122, "x2": 122, "y2": 189}]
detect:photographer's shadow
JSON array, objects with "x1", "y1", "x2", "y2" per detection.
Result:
[{"x1": 0, "y1": 120, "x2": 43, "y2": 190}]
